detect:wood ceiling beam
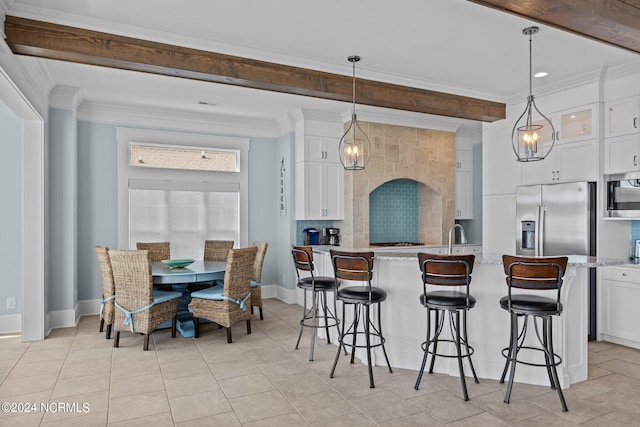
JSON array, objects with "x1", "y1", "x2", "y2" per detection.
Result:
[
  {"x1": 468, "y1": 0, "x2": 640, "y2": 54},
  {"x1": 4, "y1": 16, "x2": 505, "y2": 122}
]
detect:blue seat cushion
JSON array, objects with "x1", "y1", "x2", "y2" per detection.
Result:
[
  {"x1": 500, "y1": 294, "x2": 562, "y2": 314},
  {"x1": 337, "y1": 286, "x2": 386, "y2": 303},
  {"x1": 152, "y1": 290, "x2": 182, "y2": 304},
  {"x1": 297, "y1": 276, "x2": 337, "y2": 290},
  {"x1": 251, "y1": 280, "x2": 260, "y2": 288},
  {"x1": 420, "y1": 291, "x2": 476, "y2": 309},
  {"x1": 191, "y1": 286, "x2": 224, "y2": 300}
]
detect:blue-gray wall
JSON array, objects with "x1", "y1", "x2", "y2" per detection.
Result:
[
  {"x1": 77, "y1": 121, "x2": 117, "y2": 301},
  {"x1": 48, "y1": 109, "x2": 78, "y2": 311},
  {"x1": 0, "y1": 100, "x2": 22, "y2": 316},
  {"x1": 46, "y1": 110, "x2": 286, "y2": 312}
]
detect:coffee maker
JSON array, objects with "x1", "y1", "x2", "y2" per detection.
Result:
[{"x1": 323, "y1": 227, "x2": 341, "y2": 246}]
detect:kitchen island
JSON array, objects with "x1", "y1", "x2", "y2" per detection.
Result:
[{"x1": 312, "y1": 246, "x2": 628, "y2": 388}]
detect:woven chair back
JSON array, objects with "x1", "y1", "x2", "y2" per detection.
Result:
[
  {"x1": 223, "y1": 246, "x2": 258, "y2": 300},
  {"x1": 95, "y1": 246, "x2": 115, "y2": 319},
  {"x1": 136, "y1": 242, "x2": 170, "y2": 262},
  {"x1": 109, "y1": 249, "x2": 154, "y2": 310},
  {"x1": 251, "y1": 241, "x2": 268, "y2": 283},
  {"x1": 204, "y1": 240, "x2": 234, "y2": 261}
]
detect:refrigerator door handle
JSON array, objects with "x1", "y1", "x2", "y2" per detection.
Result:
[
  {"x1": 539, "y1": 205, "x2": 546, "y2": 256},
  {"x1": 535, "y1": 205, "x2": 541, "y2": 256}
]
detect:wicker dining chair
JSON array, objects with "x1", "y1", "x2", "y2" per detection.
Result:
[
  {"x1": 203, "y1": 240, "x2": 234, "y2": 261},
  {"x1": 250, "y1": 241, "x2": 268, "y2": 320},
  {"x1": 191, "y1": 246, "x2": 258, "y2": 343},
  {"x1": 95, "y1": 246, "x2": 116, "y2": 339},
  {"x1": 136, "y1": 242, "x2": 171, "y2": 262},
  {"x1": 109, "y1": 249, "x2": 182, "y2": 350}
]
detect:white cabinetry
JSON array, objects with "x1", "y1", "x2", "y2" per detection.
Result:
[
  {"x1": 299, "y1": 136, "x2": 340, "y2": 163},
  {"x1": 455, "y1": 148, "x2": 473, "y2": 219},
  {"x1": 601, "y1": 266, "x2": 640, "y2": 349},
  {"x1": 604, "y1": 134, "x2": 640, "y2": 174},
  {"x1": 604, "y1": 96, "x2": 640, "y2": 174},
  {"x1": 521, "y1": 104, "x2": 597, "y2": 185},
  {"x1": 296, "y1": 161, "x2": 344, "y2": 220},
  {"x1": 605, "y1": 96, "x2": 639, "y2": 138}
]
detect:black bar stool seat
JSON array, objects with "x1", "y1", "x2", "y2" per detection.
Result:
[
  {"x1": 338, "y1": 286, "x2": 387, "y2": 303},
  {"x1": 421, "y1": 291, "x2": 476, "y2": 309},
  {"x1": 500, "y1": 255, "x2": 569, "y2": 413},
  {"x1": 297, "y1": 276, "x2": 339, "y2": 290},
  {"x1": 414, "y1": 253, "x2": 479, "y2": 401}
]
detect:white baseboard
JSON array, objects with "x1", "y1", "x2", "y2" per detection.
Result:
[
  {"x1": 0, "y1": 314, "x2": 21, "y2": 334},
  {"x1": 47, "y1": 308, "x2": 77, "y2": 330},
  {"x1": 262, "y1": 284, "x2": 298, "y2": 305},
  {"x1": 77, "y1": 299, "x2": 101, "y2": 317}
]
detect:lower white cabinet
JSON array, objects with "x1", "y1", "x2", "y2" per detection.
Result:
[
  {"x1": 295, "y1": 162, "x2": 344, "y2": 220},
  {"x1": 601, "y1": 266, "x2": 640, "y2": 349}
]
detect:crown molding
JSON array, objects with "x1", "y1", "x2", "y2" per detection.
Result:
[
  {"x1": 49, "y1": 85, "x2": 83, "y2": 112},
  {"x1": 76, "y1": 101, "x2": 280, "y2": 138},
  {"x1": 602, "y1": 58, "x2": 640, "y2": 81}
]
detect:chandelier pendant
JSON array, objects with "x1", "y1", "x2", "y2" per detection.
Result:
[
  {"x1": 339, "y1": 55, "x2": 371, "y2": 170},
  {"x1": 512, "y1": 26, "x2": 555, "y2": 162}
]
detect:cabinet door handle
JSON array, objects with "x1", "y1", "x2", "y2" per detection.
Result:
[
  {"x1": 556, "y1": 130, "x2": 560, "y2": 141},
  {"x1": 634, "y1": 155, "x2": 638, "y2": 167},
  {"x1": 634, "y1": 117, "x2": 638, "y2": 129}
]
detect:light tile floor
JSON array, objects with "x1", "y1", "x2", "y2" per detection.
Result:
[{"x1": 1, "y1": 298, "x2": 640, "y2": 426}]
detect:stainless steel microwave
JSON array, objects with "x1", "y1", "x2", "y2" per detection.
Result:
[{"x1": 606, "y1": 172, "x2": 640, "y2": 218}]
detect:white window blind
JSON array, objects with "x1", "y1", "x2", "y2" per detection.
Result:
[{"x1": 129, "y1": 180, "x2": 240, "y2": 259}]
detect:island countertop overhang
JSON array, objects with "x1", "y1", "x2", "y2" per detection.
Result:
[{"x1": 312, "y1": 246, "x2": 630, "y2": 268}]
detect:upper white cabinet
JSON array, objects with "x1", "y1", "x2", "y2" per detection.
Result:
[
  {"x1": 604, "y1": 134, "x2": 640, "y2": 174},
  {"x1": 521, "y1": 104, "x2": 598, "y2": 185},
  {"x1": 455, "y1": 148, "x2": 473, "y2": 219},
  {"x1": 605, "y1": 96, "x2": 639, "y2": 138},
  {"x1": 521, "y1": 139, "x2": 598, "y2": 185},
  {"x1": 300, "y1": 136, "x2": 340, "y2": 163},
  {"x1": 604, "y1": 96, "x2": 640, "y2": 174}
]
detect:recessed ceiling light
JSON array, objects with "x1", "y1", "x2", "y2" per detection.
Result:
[{"x1": 534, "y1": 72, "x2": 548, "y2": 78}]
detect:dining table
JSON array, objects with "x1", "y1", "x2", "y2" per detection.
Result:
[{"x1": 151, "y1": 260, "x2": 226, "y2": 337}]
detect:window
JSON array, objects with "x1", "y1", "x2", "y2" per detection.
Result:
[
  {"x1": 117, "y1": 128, "x2": 250, "y2": 254},
  {"x1": 130, "y1": 144, "x2": 239, "y2": 172},
  {"x1": 129, "y1": 180, "x2": 239, "y2": 259}
]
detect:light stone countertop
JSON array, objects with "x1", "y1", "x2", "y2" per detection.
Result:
[{"x1": 312, "y1": 246, "x2": 631, "y2": 268}]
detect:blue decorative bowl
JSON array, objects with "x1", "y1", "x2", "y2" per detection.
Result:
[{"x1": 161, "y1": 259, "x2": 195, "y2": 269}]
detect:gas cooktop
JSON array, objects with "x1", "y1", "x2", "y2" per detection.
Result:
[{"x1": 369, "y1": 242, "x2": 424, "y2": 247}]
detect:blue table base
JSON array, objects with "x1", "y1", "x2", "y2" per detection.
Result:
[{"x1": 156, "y1": 283, "x2": 216, "y2": 337}]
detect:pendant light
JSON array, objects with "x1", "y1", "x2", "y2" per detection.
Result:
[
  {"x1": 512, "y1": 26, "x2": 555, "y2": 162},
  {"x1": 339, "y1": 55, "x2": 371, "y2": 170}
]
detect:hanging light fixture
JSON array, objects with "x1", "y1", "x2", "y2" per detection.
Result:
[
  {"x1": 339, "y1": 55, "x2": 371, "y2": 170},
  {"x1": 512, "y1": 26, "x2": 555, "y2": 162}
]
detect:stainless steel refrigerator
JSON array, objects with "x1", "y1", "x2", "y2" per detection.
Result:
[{"x1": 516, "y1": 181, "x2": 596, "y2": 257}]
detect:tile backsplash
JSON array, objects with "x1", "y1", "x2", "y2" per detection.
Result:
[
  {"x1": 369, "y1": 179, "x2": 419, "y2": 243},
  {"x1": 296, "y1": 220, "x2": 334, "y2": 245},
  {"x1": 631, "y1": 220, "x2": 640, "y2": 256}
]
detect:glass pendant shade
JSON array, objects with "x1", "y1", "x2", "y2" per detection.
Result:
[
  {"x1": 339, "y1": 56, "x2": 371, "y2": 170},
  {"x1": 512, "y1": 27, "x2": 555, "y2": 162},
  {"x1": 340, "y1": 113, "x2": 370, "y2": 170}
]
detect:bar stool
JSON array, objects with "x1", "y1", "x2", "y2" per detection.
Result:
[
  {"x1": 330, "y1": 250, "x2": 392, "y2": 388},
  {"x1": 500, "y1": 255, "x2": 569, "y2": 412},
  {"x1": 291, "y1": 246, "x2": 340, "y2": 361},
  {"x1": 414, "y1": 253, "x2": 479, "y2": 401}
]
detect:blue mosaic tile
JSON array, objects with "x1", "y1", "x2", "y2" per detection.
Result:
[{"x1": 369, "y1": 179, "x2": 419, "y2": 243}]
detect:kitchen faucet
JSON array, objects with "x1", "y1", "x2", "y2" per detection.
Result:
[{"x1": 447, "y1": 224, "x2": 467, "y2": 255}]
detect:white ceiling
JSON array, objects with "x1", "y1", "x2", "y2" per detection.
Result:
[{"x1": 5, "y1": 0, "x2": 639, "y2": 127}]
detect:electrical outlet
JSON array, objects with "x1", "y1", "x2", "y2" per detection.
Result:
[{"x1": 6, "y1": 297, "x2": 16, "y2": 309}]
